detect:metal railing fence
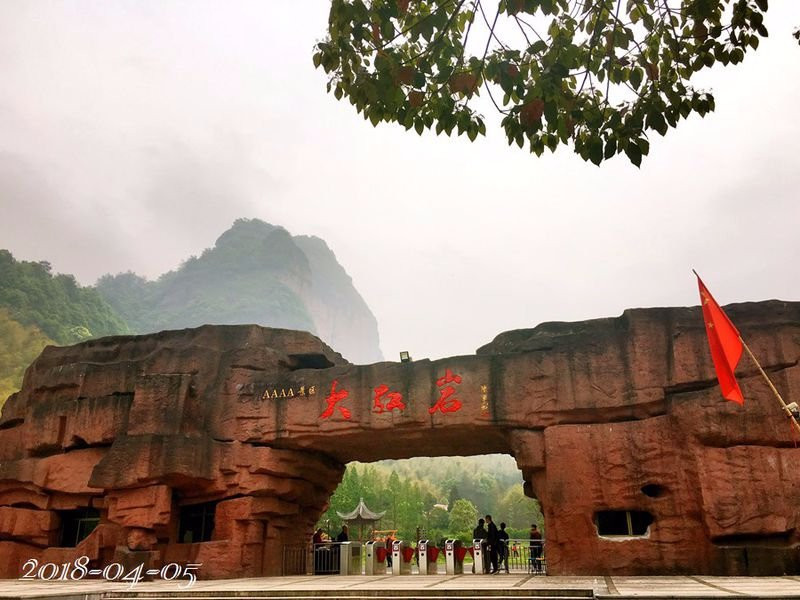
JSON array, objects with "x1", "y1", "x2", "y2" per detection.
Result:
[{"x1": 282, "y1": 539, "x2": 546, "y2": 575}]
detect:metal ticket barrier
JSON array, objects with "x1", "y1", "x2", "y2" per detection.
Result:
[
  {"x1": 472, "y1": 539, "x2": 487, "y2": 574},
  {"x1": 338, "y1": 541, "x2": 362, "y2": 575},
  {"x1": 417, "y1": 539, "x2": 440, "y2": 575},
  {"x1": 364, "y1": 541, "x2": 387, "y2": 575},
  {"x1": 312, "y1": 543, "x2": 337, "y2": 575},
  {"x1": 444, "y1": 539, "x2": 464, "y2": 575},
  {"x1": 391, "y1": 540, "x2": 412, "y2": 575}
]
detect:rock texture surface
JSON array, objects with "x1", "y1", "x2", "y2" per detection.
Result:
[{"x1": 0, "y1": 301, "x2": 798, "y2": 578}]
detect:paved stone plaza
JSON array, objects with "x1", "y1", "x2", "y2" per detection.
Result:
[{"x1": 1, "y1": 576, "x2": 800, "y2": 600}]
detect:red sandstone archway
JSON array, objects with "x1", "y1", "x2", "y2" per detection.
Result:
[{"x1": 1, "y1": 301, "x2": 799, "y2": 578}]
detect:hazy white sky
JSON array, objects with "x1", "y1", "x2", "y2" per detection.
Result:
[{"x1": 0, "y1": 1, "x2": 798, "y2": 362}]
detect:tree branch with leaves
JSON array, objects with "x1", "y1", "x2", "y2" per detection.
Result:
[{"x1": 314, "y1": 0, "x2": 771, "y2": 166}]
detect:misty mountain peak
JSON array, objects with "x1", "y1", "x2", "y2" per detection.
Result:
[
  {"x1": 214, "y1": 218, "x2": 281, "y2": 250},
  {"x1": 96, "y1": 219, "x2": 383, "y2": 363}
]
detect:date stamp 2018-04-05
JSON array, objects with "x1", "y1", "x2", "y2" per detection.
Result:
[{"x1": 20, "y1": 557, "x2": 201, "y2": 588}]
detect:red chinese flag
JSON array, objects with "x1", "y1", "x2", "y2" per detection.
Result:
[{"x1": 696, "y1": 275, "x2": 744, "y2": 404}]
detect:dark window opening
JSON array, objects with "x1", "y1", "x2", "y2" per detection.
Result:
[
  {"x1": 178, "y1": 501, "x2": 217, "y2": 543},
  {"x1": 58, "y1": 507, "x2": 100, "y2": 547},
  {"x1": 285, "y1": 353, "x2": 335, "y2": 370},
  {"x1": 596, "y1": 510, "x2": 653, "y2": 537},
  {"x1": 641, "y1": 484, "x2": 666, "y2": 498},
  {"x1": 68, "y1": 435, "x2": 89, "y2": 449}
]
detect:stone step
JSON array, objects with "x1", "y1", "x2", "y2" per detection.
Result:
[
  {"x1": 599, "y1": 598, "x2": 800, "y2": 600},
  {"x1": 105, "y1": 597, "x2": 592, "y2": 600},
  {"x1": 105, "y1": 592, "x2": 593, "y2": 599}
]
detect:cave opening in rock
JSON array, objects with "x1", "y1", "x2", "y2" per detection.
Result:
[
  {"x1": 56, "y1": 507, "x2": 100, "y2": 548},
  {"x1": 641, "y1": 483, "x2": 666, "y2": 498},
  {"x1": 177, "y1": 500, "x2": 218, "y2": 544}
]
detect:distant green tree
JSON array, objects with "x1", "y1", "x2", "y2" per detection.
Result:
[
  {"x1": 428, "y1": 505, "x2": 450, "y2": 532},
  {"x1": 447, "y1": 485, "x2": 459, "y2": 509},
  {"x1": 448, "y1": 498, "x2": 478, "y2": 543},
  {"x1": 497, "y1": 485, "x2": 544, "y2": 531},
  {"x1": 387, "y1": 470, "x2": 401, "y2": 529}
]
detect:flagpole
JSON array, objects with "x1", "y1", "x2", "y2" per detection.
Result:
[{"x1": 739, "y1": 337, "x2": 800, "y2": 434}]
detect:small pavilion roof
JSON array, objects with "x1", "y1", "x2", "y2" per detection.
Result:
[{"x1": 336, "y1": 497, "x2": 386, "y2": 522}]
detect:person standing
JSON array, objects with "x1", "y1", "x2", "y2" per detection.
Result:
[
  {"x1": 312, "y1": 528, "x2": 324, "y2": 545},
  {"x1": 529, "y1": 524, "x2": 543, "y2": 573},
  {"x1": 485, "y1": 515, "x2": 499, "y2": 574},
  {"x1": 336, "y1": 524, "x2": 349, "y2": 542},
  {"x1": 472, "y1": 518, "x2": 487, "y2": 573},
  {"x1": 385, "y1": 533, "x2": 394, "y2": 568},
  {"x1": 312, "y1": 528, "x2": 325, "y2": 574},
  {"x1": 472, "y1": 518, "x2": 487, "y2": 541},
  {"x1": 498, "y1": 522, "x2": 510, "y2": 573}
]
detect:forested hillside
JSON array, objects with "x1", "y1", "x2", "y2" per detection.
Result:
[
  {"x1": 0, "y1": 250, "x2": 128, "y2": 405},
  {"x1": 319, "y1": 455, "x2": 543, "y2": 545},
  {"x1": 0, "y1": 308, "x2": 53, "y2": 404}
]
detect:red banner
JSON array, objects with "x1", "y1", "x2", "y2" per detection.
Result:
[{"x1": 697, "y1": 274, "x2": 744, "y2": 404}]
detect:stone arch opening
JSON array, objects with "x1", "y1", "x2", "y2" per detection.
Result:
[{"x1": 319, "y1": 454, "x2": 544, "y2": 544}]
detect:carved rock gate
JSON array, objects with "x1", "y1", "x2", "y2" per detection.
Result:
[{"x1": 0, "y1": 301, "x2": 799, "y2": 578}]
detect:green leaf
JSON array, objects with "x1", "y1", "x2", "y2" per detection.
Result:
[
  {"x1": 529, "y1": 40, "x2": 548, "y2": 54},
  {"x1": 368, "y1": 106, "x2": 381, "y2": 126},
  {"x1": 630, "y1": 67, "x2": 643, "y2": 90},
  {"x1": 624, "y1": 143, "x2": 642, "y2": 167},
  {"x1": 604, "y1": 137, "x2": 617, "y2": 159},
  {"x1": 589, "y1": 136, "x2": 603, "y2": 165}
]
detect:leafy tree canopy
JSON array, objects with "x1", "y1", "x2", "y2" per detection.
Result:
[
  {"x1": 318, "y1": 456, "x2": 543, "y2": 544},
  {"x1": 447, "y1": 498, "x2": 479, "y2": 540},
  {"x1": 0, "y1": 250, "x2": 128, "y2": 345},
  {"x1": 0, "y1": 250, "x2": 130, "y2": 407},
  {"x1": 315, "y1": 0, "x2": 771, "y2": 166}
]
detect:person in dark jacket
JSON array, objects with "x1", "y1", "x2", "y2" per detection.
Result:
[
  {"x1": 472, "y1": 518, "x2": 487, "y2": 573},
  {"x1": 312, "y1": 528, "x2": 324, "y2": 545},
  {"x1": 385, "y1": 533, "x2": 394, "y2": 568},
  {"x1": 336, "y1": 524, "x2": 349, "y2": 542},
  {"x1": 529, "y1": 523, "x2": 543, "y2": 573},
  {"x1": 498, "y1": 522, "x2": 510, "y2": 573},
  {"x1": 472, "y1": 518, "x2": 487, "y2": 541},
  {"x1": 485, "y1": 515, "x2": 499, "y2": 574}
]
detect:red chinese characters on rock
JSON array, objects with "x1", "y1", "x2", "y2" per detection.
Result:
[
  {"x1": 429, "y1": 368, "x2": 463, "y2": 414},
  {"x1": 320, "y1": 379, "x2": 351, "y2": 420},
  {"x1": 373, "y1": 384, "x2": 405, "y2": 414}
]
